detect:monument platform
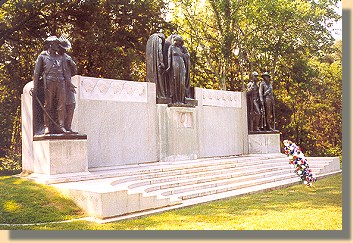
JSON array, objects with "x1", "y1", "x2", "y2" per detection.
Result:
[
  {"x1": 21, "y1": 76, "x2": 341, "y2": 222},
  {"x1": 24, "y1": 153, "x2": 341, "y2": 221}
]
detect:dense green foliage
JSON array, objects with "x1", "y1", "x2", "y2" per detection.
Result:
[
  {"x1": 171, "y1": 0, "x2": 342, "y2": 157},
  {"x1": 0, "y1": 0, "x2": 341, "y2": 173},
  {"x1": 0, "y1": 173, "x2": 341, "y2": 230}
]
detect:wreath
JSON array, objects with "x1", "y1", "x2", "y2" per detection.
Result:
[{"x1": 283, "y1": 140, "x2": 317, "y2": 187}]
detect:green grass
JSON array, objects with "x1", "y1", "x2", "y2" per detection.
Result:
[
  {"x1": 0, "y1": 173, "x2": 342, "y2": 230},
  {"x1": 0, "y1": 176, "x2": 85, "y2": 225}
]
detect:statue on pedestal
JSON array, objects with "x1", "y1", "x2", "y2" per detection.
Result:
[
  {"x1": 165, "y1": 34, "x2": 190, "y2": 104},
  {"x1": 259, "y1": 72, "x2": 276, "y2": 131},
  {"x1": 146, "y1": 33, "x2": 195, "y2": 106},
  {"x1": 32, "y1": 36, "x2": 77, "y2": 135},
  {"x1": 58, "y1": 37, "x2": 78, "y2": 134},
  {"x1": 246, "y1": 71, "x2": 261, "y2": 132}
]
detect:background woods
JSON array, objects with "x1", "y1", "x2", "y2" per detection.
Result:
[{"x1": 0, "y1": 0, "x2": 341, "y2": 174}]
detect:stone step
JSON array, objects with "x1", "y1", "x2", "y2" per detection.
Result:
[
  {"x1": 113, "y1": 159, "x2": 291, "y2": 186},
  {"x1": 179, "y1": 177, "x2": 301, "y2": 207},
  {"x1": 36, "y1": 154, "x2": 287, "y2": 184},
  {"x1": 51, "y1": 155, "x2": 340, "y2": 220},
  {"x1": 116, "y1": 157, "x2": 328, "y2": 188},
  {"x1": 170, "y1": 173, "x2": 298, "y2": 201},
  {"x1": 130, "y1": 165, "x2": 292, "y2": 192},
  {"x1": 97, "y1": 153, "x2": 286, "y2": 176},
  {"x1": 113, "y1": 156, "x2": 325, "y2": 197},
  {"x1": 164, "y1": 171, "x2": 296, "y2": 198}
]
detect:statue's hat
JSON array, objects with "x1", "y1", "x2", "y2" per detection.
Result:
[
  {"x1": 44, "y1": 36, "x2": 60, "y2": 44},
  {"x1": 58, "y1": 36, "x2": 72, "y2": 50},
  {"x1": 261, "y1": 72, "x2": 270, "y2": 77}
]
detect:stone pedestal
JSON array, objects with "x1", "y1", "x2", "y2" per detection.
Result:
[
  {"x1": 248, "y1": 132, "x2": 281, "y2": 154},
  {"x1": 158, "y1": 105, "x2": 198, "y2": 161},
  {"x1": 33, "y1": 137, "x2": 88, "y2": 175}
]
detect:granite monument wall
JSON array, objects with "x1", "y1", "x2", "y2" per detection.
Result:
[{"x1": 22, "y1": 76, "x2": 267, "y2": 173}]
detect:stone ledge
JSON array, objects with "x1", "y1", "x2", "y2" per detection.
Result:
[
  {"x1": 33, "y1": 134, "x2": 87, "y2": 141},
  {"x1": 248, "y1": 130, "x2": 281, "y2": 135}
]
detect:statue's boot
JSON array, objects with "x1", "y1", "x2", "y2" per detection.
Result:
[
  {"x1": 44, "y1": 126, "x2": 51, "y2": 135},
  {"x1": 57, "y1": 125, "x2": 69, "y2": 134}
]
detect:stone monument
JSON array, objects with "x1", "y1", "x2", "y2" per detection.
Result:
[
  {"x1": 20, "y1": 34, "x2": 287, "y2": 219},
  {"x1": 23, "y1": 36, "x2": 88, "y2": 176},
  {"x1": 247, "y1": 71, "x2": 280, "y2": 153}
]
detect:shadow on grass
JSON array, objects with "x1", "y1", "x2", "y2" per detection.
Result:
[{"x1": 0, "y1": 176, "x2": 85, "y2": 225}]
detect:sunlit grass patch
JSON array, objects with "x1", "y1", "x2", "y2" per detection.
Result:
[{"x1": 0, "y1": 176, "x2": 85, "y2": 225}]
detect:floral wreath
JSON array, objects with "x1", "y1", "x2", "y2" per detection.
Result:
[{"x1": 283, "y1": 140, "x2": 317, "y2": 187}]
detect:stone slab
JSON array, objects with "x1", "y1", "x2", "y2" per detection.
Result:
[
  {"x1": 158, "y1": 105, "x2": 199, "y2": 161},
  {"x1": 248, "y1": 133, "x2": 281, "y2": 154},
  {"x1": 71, "y1": 76, "x2": 159, "y2": 168},
  {"x1": 200, "y1": 88, "x2": 242, "y2": 108},
  {"x1": 21, "y1": 82, "x2": 34, "y2": 173},
  {"x1": 195, "y1": 88, "x2": 248, "y2": 157},
  {"x1": 79, "y1": 77, "x2": 148, "y2": 103},
  {"x1": 33, "y1": 139, "x2": 88, "y2": 175}
]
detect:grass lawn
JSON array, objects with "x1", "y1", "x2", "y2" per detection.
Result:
[{"x1": 0, "y1": 173, "x2": 342, "y2": 230}]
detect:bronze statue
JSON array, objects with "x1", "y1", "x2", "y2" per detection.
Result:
[
  {"x1": 146, "y1": 33, "x2": 167, "y2": 99},
  {"x1": 33, "y1": 36, "x2": 76, "y2": 135},
  {"x1": 165, "y1": 34, "x2": 190, "y2": 104},
  {"x1": 259, "y1": 72, "x2": 275, "y2": 131},
  {"x1": 58, "y1": 37, "x2": 78, "y2": 133},
  {"x1": 246, "y1": 71, "x2": 261, "y2": 132},
  {"x1": 180, "y1": 38, "x2": 191, "y2": 99},
  {"x1": 146, "y1": 33, "x2": 193, "y2": 105}
]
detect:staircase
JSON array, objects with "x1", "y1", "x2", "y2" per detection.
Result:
[{"x1": 50, "y1": 153, "x2": 341, "y2": 221}]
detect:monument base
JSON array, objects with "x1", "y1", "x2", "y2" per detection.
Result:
[
  {"x1": 158, "y1": 105, "x2": 198, "y2": 161},
  {"x1": 33, "y1": 138, "x2": 88, "y2": 175},
  {"x1": 248, "y1": 132, "x2": 281, "y2": 154}
]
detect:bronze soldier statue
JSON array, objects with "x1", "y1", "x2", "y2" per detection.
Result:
[
  {"x1": 259, "y1": 72, "x2": 275, "y2": 131},
  {"x1": 58, "y1": 37, "x2": 78, "y2": 133},
  {"x1": 246, "y1": 71, "x2": 261, "y2": 132},
  {"x1": 33, "y1": 36, "x2": 74, "y2": 135}
]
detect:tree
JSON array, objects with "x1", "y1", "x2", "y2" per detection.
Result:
[
  {"x1": 171, "y1": 0, "x2": 341, "y2": 89},
  {"x1": 0, "y1": 0, "x2": 173, "y2": 173},
  {"x1": 171, "y1": 0, "x2": 341, "y2": 156}
]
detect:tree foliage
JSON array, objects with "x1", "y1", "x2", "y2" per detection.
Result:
[
  {"x1": 171, "y1": 0, "x2": 341, "y2": 156},
  {"x1": 0, "y1": 0, "x2": 173, "y2": 173}
]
